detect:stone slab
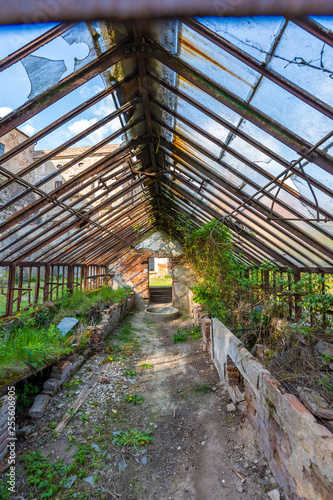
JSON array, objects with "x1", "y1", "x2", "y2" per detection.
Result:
[{"x1": 56, "y1": 317, "x2": 79, "y2": 336}]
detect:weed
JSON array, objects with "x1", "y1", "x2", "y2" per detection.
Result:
[
  {"x1": 318, "y1": 374, "x2": 332, "y2": 392},
  {"x1": 0, "y1": 322, "x2": 70, "y2": 378},
  {"x1": 80, "y1": 414, "x2": 89, "y2": 422},
  {"x1": 16, "y1": 382, "x2": 40, "y2": 409},
  {"x1": 49, "y1": 422, "x2": 57, "y2": 429},
  {"x1": 194, "y1": 384, "x2": 214, "y2": 394},
  {"x1": 172, "y1": 325, "x2": 201, "y2": 343},
  {"x1": 0, "y1": 477, "x2": 11, "y2": 499},
  {"x1": 140, "y1": 363, "x2": 153, "y2": 369},
  {"x1": 123, "y1": 369, "x2": 136, "y2": 377},
  {"x1": 64, "y1": 379, "x2": 83, "y2": 390},
  {"x1": 108, "y1": 356, "x2": 120, "y2": 362},
  {"x1": 125, "y1": 393, "x2": 144, "y2": 405},
  {"x1": 106, "y1": 344, "x2": 122, "y2": 353},
  {"x1": 113, "y1": 429, "x2": 154, "y2": 450},
  {"x1": 322, "y1": 352, "x2": 333, "y2": 365},
  {"x1": 172, "y1": 332, "x2": 188, "y2": 343},
  {"x1": 118, "y1": 321, "x2": 133, "y2": 342},
  {"x1": 21, "y1": 449, "x2": 73, "y2": 498}
]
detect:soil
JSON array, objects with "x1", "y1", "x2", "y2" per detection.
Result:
[{"x1": 2, "y1": 310, "x2": 281, "y2": 499}]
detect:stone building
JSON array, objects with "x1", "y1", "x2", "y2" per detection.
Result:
[{"x1": 0, "y1": 128, "x2": 37, "y2": 222}]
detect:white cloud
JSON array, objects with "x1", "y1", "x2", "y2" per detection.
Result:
[
  {"x1": 68, "y1": 118, "x2": 98, "y2": 135},
  {"x1": 0, "y1": 106, "x2": 13, "y2": 117},
  {"x1": 93, "y1": 97, "x2": 116, "y2": 118},
  {"x1": 21, "y1": 123, "x2": 36, "y2": 136},
  {"x1": 84, "y1": 118, "x2": 121, "y2": 145}
]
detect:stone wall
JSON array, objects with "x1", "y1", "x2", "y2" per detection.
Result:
[
  {"x1": 0, "y1": 128, "x2": 37, "y2": 223},
  {"x1": 111, "y1": 232, "x2": 184, "y2": 309},
  {"x1": 189, "y1": 293, "x2": 333, "y2": 500},
  {"x1": 111, "y1": 247, "x2": 194, "y2": 310},
  {"x1": 172, "y1": 258, "x2": 195, "y2": 310}
]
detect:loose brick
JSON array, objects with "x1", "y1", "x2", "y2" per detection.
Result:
[
  {"x1": 52, "y1": 360, "x2": 72, "y2": 375},
  {"x1": 42, "y1": 378, "x2": 62, "y2": 395},
  {"x1": 29, "y1": 394, "x2": 50, "y2": 418}
]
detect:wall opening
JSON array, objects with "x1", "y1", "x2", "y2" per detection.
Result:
[{"x1": 148, "y1": 257, "x2": 172, "y2": 304}]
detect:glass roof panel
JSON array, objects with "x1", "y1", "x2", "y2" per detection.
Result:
[
  {"x1": 268, "y1": 20, "x2": 333, "y2": 106},
  {"x1": 196, "y1": 17, "x2": 285, "y2": 63},
  {"x1": 179, "y1": 23, "x2": 259, "y2": 101},
  {"x1": 250, "y1": 77, "x2": 333, "y2": 144}
]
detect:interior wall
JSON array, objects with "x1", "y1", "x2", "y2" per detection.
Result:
[
  {"x1": 110, "y1": 232, "x2": 195, "y2": 309},
  {"x1": 111, "y1": 252, "x2": 194, "y2": 310}
]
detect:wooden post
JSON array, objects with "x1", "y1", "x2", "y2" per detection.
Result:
[
  {"x1": 264, "y1": 270, "x2": 269, "y2": 299},
  {"x1": 309, "y1": 273, "x2": 314, "y2": 328},
  {"x1": 67, "y1": 265, "x2": 74, "y2": 295},
  {"x1": 16, "y1": 266, "x2": 23, "y2": 312},
  {"x1": 43, "y1": 264, "x2": 50, "y2": 302},
  {"x1": 35, "y1": 266, "x2": 41, "y2": 304},
  {"x1": 82, "y1": 266, "x2": 88, "y2": 291},
  {"x1": 288, "y1": 272, "x2": 292, "y2": 319},
  {"x1": 5, "y1": 263, "x2": 16, "y2": 317},
  {"x1": 322, "y1": 272, "x2": 326, "y2": 328},
  {"x1": 28, "y1": 266, "x2": 31, "y2": 305},
  {"x1": 294, "y1": 270, "x2": 302, "y2": 322}
]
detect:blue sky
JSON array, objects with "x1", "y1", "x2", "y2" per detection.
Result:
[{"x1": 0, "y1": 23, "x2": 121, "y2": 150}]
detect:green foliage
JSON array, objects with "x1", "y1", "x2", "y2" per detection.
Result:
[
  {"x1": 113, "y1": 429, "x2": 154, "y2": 450},
  {"x1": 17, "y1": 382, "x2": 40, "y2": 409},
  {"x1": 123, "y1": 369, "x2": 136, "y2": 377},
  {"x1": 118, "y1": 321, "x2": 133, "y2": 342},
  {"x1": 193, "y1": 384, "x2": 214, "y2": 394},
  {"x1": 140, "y1": 363, "x2": 153, "y2": 369},
  {"x1": 0, "y1": 477, "x2": 11, "y2": 498},
  {"x1": 183, "y1": 219, "x2": 242, "y2": 321},
  {"x1": 318, "y1": 374, "x2": 332, "y2": 393},
  {"x1": 0, "y1": 322, "x2": 70, "y2": 376},
  {"x1": 172, "y1": 331, "x2": 188, "y2": 343},
  {"x1": 125, "y1": 393, "x2": 144, "y2": 405},
  {"x1": 183, "y1": 219, "x2": 332, "y2": 327},
  {"x1": 172, "y1": 324, "x2": 201, "y2": 343},
  {"x1": 21, "y1": 449, "x2": 73, "y2": 498},
  {"x1": 64, "y1": 379, "x2": 83, "y2": 390},
  {"x1": 54, "y1": 286, "x2": 130, "y2": 320}
]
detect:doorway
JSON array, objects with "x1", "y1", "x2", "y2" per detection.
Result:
[{"x1": 148, "y1": 257, "x2": 172, "y2": 303}]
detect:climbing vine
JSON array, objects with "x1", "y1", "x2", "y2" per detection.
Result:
[{"x1": 180, "y1": 219, "x2": 333, "y2": 327}]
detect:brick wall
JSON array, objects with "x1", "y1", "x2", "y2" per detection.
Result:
[
  {"x1": 112, "y1": 250, "x2": 150, "y2": 309},
  {"x1": 189, "y1": 292, "x2": 333, "y2": 500}
]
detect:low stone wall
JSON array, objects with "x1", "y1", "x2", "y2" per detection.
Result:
[
  {"x1": 188, "y1": 293, "x2": 333, "y2": 500},
  {"x1": 0, "y1": 292, "x2": 135, "y2": 462}
]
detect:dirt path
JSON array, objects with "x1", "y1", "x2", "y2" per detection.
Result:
[{"x1": 10, "y1": 310, "x2": 278, "y2": 499}]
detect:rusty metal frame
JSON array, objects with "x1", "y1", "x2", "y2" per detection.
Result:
[
  {"x1": 1, "y1": 15, "x2": 333, "y2": 317},
  {"x1": 165, "y1": 163, "x2": 329, "y2": 268},
  {"x1": 0, "y1": 22, "x2": 77, "y2": 72},
  {"x1": 1, "y1": 2, "x2": 333, "y2": 25},
  {"x1": 155, "y1": 120, "x2": 333, "y2": 248},
  {"x1": 151, "y1": 98, "x2": 333, "y2": 220},
  {"x1": 158, "y1": 138, "x2": 333, "y2": 262},
  {"x1": 143, "y1": 39, "x2": 333, "y2": 175},
  {"x1": 148, "y1": 69, "x2": 332, "y2": 199}
]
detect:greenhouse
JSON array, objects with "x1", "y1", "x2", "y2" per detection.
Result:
[{"x1": 0, "y1": 2, "x2": 332, "y2": 499}]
